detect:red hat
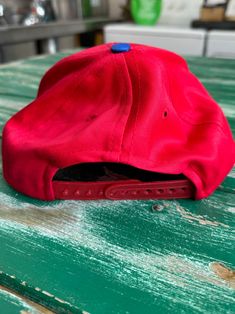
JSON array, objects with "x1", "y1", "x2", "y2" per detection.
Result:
[{"x1": 2, "y1": 43, "x2": 235, "y2": 201}]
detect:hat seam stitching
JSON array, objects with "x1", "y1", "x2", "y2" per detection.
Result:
[
  {"x1": 108, "y1": 53, "x2": 129, "y2": 161},
  {"x1": 108, "y1": 53, "x2": 121, "y2": 160},
  {"x1": 33, "y1": 56, "x2": 112, "y2": 129},
  {"x1": 36, "y1": 54, "x2": 113, "y2": 198},
  {"x1": 165, "y1": 63, "x2": 226, "y2": 133},
  {"x1": 52, "y1": 46, "x2": 109, "y2": 67},
  {"x1": 38, "y1": 48, "x2": 109, "y2": 96},
  {"x1": 187, "y1": 162, "x2": 205, "y2": 196},
  {"x1": 187, "y1": 162, "x2": 221, "y2": 199},
  {"x1": 117, "y1": 53, "x2": 133, "y2": 162},
  {"x1": 177, "y1": 113, "x2": 229, "y2": 138},
  {"x1": 45, "y1": 163, "x2": 56, "y2": 200},
  {"x1": 128, "y1": 49, "x2": 141, "y2": 163}
]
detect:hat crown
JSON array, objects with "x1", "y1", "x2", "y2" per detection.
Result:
[{"x1": 2, "y1": 43, "x2": 235, "y2": 200}]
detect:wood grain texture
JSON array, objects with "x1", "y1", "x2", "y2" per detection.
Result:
[
  {"x1": 0, "y1": 52, "x2": 234, "y2": 314},
  {"x1": 0, "y1": 271, "x2": 83, "y2": 314},
  {"x1": 0, "y1": 284, "x2": 54, "y2": 314}
]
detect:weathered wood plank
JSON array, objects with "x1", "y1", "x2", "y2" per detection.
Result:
[
  {"x1": 0, "y1": 173, "x2": 234, "y2": 313},
  {"x1": 0, "y1": 284, "x2": 54, "y2": 314},
  {"x1": 0, "y1": 272, "x2": 83, "y2": 314}
]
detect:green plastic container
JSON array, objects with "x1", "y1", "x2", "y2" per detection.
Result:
[{"x1": 131, "y1": 0, "x2": 162, "y2": 25}]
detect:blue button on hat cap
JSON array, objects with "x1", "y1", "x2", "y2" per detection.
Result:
[{"x1": 111, "y1": 43, "x2": 131, "y2": 53}]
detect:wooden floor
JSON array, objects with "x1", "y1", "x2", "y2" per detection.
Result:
[{"x1": 0, "y1": 51, "x2": 234, "y2": 314}]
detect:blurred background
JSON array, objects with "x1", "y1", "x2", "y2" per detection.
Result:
[{"x1": 0, "y1": 0, "x2": 235, "y2": 63}]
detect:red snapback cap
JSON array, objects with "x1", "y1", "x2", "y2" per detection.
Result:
[{"x1": 2, "y1": 43, "x2": 235, "y2": 201}]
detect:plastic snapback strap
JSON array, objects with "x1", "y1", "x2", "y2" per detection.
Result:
[{"x1": 53, "y1": 179, "x2": 194, "y2": 200}]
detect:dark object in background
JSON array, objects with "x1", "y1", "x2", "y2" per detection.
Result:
[
  {"x1": 192, "y1": 0, "x2": 235, "y2": 30},
  {"x1": 120, "y1": 0, "x2": 132, "y2": 21},
  {"x1": 42, "y1": 0, "x2": 56, "y2": 22},
  {"x1": 192, "y1": 19, "x2": 235, "y2": 30},
  {"x1": 200, "y1": 0, "x2": 229, "y2": 22},
  {"x1": 78, "y1": 31, "x2": 96, "y2": 47}
]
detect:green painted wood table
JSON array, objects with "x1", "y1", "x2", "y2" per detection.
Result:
[{"x1": 0, "y1": 51, "x2": 234, "y2": 314}]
